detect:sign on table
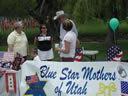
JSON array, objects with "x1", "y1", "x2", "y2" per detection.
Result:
[{"x1": 20, "y1": 61, "x2": 128, "y2": 96}]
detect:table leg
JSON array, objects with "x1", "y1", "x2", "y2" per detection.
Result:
[
  {"x1": 94, "y1": 55, "x2": 96, "y2": 61},
  {"x1": 91, "y1": 56, "x2": 93, "y2": 61}
]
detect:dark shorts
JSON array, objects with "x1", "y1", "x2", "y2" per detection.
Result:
[{"x1": 61, "y1": 57, "x2": 74, "y2": 62}]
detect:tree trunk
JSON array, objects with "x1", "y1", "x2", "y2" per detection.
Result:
[
  {"x1": 105, "y1": 24, "x2": 119, "y2": 48},
  {"x1": 27, "y1": 0, "x2": 60, "y2": 42}
]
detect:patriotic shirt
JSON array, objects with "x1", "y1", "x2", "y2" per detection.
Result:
[{"x1": 107, "y1": 46, "x2": 123, "y2": 62}]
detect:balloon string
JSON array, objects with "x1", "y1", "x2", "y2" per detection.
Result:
[{"x1": 114, "y1": 31, "x2": 117, "y2": 45}]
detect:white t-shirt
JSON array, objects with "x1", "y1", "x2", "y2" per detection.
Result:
[
  {"x1": 33, "y1": 56, "x2": 41, "y2": 61},
  {"x1": 60, "y1": 31, "x2": 77, "y2": 58},
  {"x1": 60, "y1": 20, "x2": 78, "y2": 40}
]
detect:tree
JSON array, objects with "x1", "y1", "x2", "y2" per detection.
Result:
[
  {"x1": 0, "y1": 0, "x2": 33, "y2": 18},
  {"x1": 0, "y1": 0, "x2": 127, "y2": 42},
  {"x1": 24, "y1": 0, "x2": 67, "y2": 41}
]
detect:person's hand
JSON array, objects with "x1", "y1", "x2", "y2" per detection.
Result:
[{"x1": 55, "y1": 48, "x2": 60, "y2": 52}]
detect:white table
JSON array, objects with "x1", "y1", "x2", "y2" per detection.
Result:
[{"x1": 83, "y1": 50, "x2": 99, "y2": 61}]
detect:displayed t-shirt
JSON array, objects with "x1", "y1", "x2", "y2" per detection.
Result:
[
  {"x1": 36, "y1": 33, "x2": 52, "y2": 51},
  {"x1": 60, "y1": 31, "x2": 77, "y2": 58}
]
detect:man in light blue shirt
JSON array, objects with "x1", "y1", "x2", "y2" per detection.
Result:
[{"x1": 54, "y1": 10, "x2": 78, "y2": 40}]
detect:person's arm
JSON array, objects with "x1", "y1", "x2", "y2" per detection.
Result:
[
  {"x1": 60, "y1": 24, "x2": 63, "y2": 40},
  {"x1": 8, "y1": 44, "x2": 14, "y2": 52},
  {"x1": 56, "y1": 40, "x2": 70, "y2": 54},
  {"x1": 7, "y1": 33, "x2": 15, "y2": 52},
  {"x1": 34, "y1": 37, "x2": 38, "y2": 46},
  {"x1": 27, "y1": 43, "x2": 29, "y2": 56},
  {"x1": 76, "y1": 39, "x2": 80, "y2": 48}
]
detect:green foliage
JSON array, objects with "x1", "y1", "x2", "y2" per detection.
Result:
[
  {"x1": 0, "y1": 0, "x2": 36, "y2": 17},
  {"x1": 77, "y1": 21, "x2": 107, "y2": 37},
  {"x1": 72, "y1": 0, "x2": 87, "y2": 24},
  {"x1": 24, "y1": 28, "x2": 40, "y2": 43},
  {"x1": 0, "y1": 0, "x2": 128, "y2": 23},
  {"x1": 63, "y1": 0, "x2": 128, "y2": 24},
  {"x1": 77, "y1": 20, "x2": 128, "y2": 40}
]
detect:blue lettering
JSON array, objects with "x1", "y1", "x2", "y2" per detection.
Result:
[
  {"x1": 82, "y1": 67, "x2": 93, "y2": 80},
  {"x1": 92, "y1": 73, "x2": 96, "y2": 80},
  {"x1": 40, "y1": 65, "x2": 57, "y2": 79},
  {"x1": 40, "y1": 65, "x2": 47, "y2": 78},
  {"x1": 112, "y1": 72, "x2": 116, "y2": 80},
  {"x1": 60, "y1": 68, "x2": 80, "y2": 80},
  {"x1": 54, "y1": 82, "x2": 63, "y2": 96},
  {"x1": 60, "y1": 68, "x2": 68, "y2": 80},
  {"x1": 66, "y1": 81, "x2": 87, "y2": 95},
  {"x1": 104, "y1": 73, "x2": 108, "y2": 80},
  {"x1": 82, "y1": 66, "x2": 116, "y2": 81}
]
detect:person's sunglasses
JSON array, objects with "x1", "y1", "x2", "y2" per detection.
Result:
[{"x1": 42, "y1": 27, "x2": 47, "y2": 29}]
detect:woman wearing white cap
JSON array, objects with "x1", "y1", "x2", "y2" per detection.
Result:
[{"x1": 7, "y1": 21, "x2": 29, "y2": 60}]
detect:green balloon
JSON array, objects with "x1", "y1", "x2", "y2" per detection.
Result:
[{"x1": 109, "y1": 18, "x2": 119, "y2": 32}]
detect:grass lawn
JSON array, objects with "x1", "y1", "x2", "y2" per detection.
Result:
[
  {"x1": 77, "y1": 21, "x2": 128, "y2": 41},
  {"x1": 1, "y1": 40, "x2": 128, "y2": 61},
  {"x1": 77, "y1": 21, "x2": 128, "y2": 36}
]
